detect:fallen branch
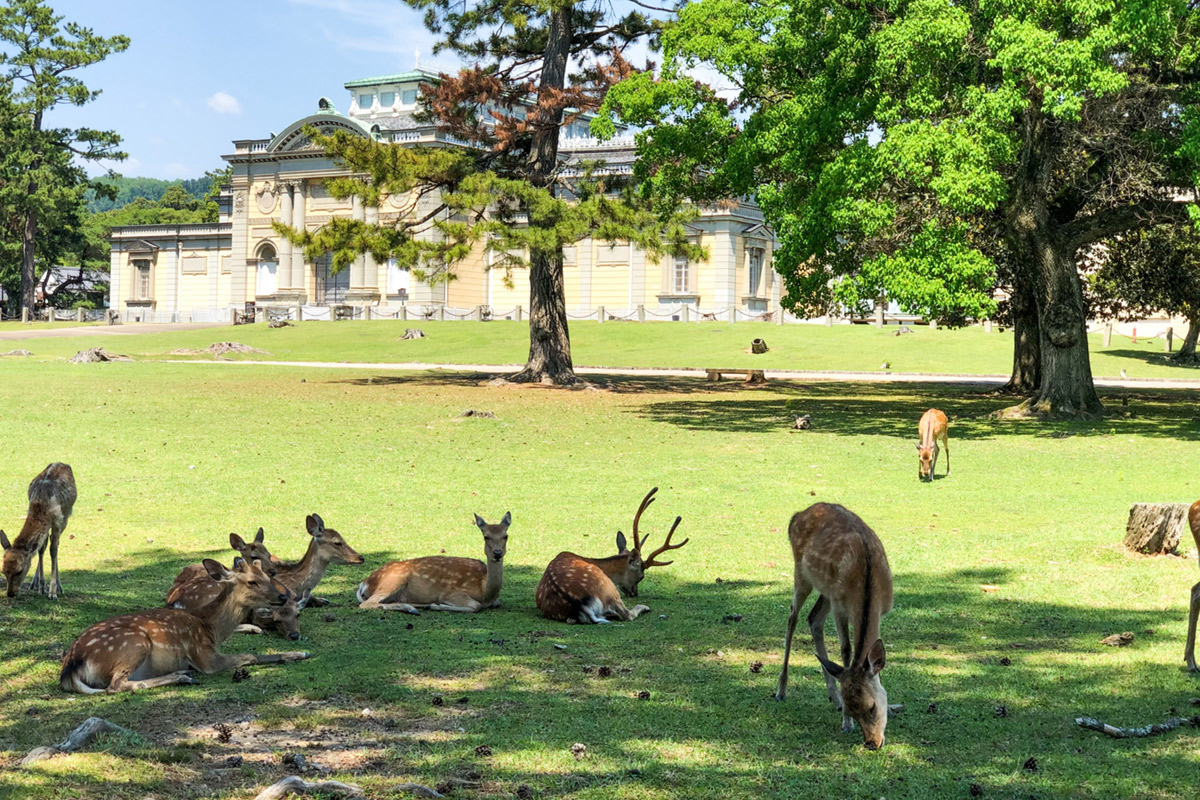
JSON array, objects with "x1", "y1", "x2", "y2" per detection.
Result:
[
  {"x1": 20, "y1": 717, "x2": 137, "y2": 765},
  {"x1": 393, "y1": 784, "x2": 445, "y2": 798},
  {"x1": 1075, "y1": 715, "x2": 1200, "y2": 739},
  {"x1": 253, "y1": 776, "x2": 365, "y2": 800}
]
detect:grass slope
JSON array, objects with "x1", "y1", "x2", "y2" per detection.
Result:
[
  {"x1": 1, "y1": 320, "x2": 1197, "y2": 380},
  {"x1": 0, "y1": 361, "x2": 1197, "y2": 798}
]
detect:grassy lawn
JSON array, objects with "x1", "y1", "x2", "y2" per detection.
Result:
[
  {"x1": 0, "y1": 357, "x2": 1198, "y2": 799},
  {"x1": 3, "y1": 320, "x2": 1199, "y2": 380}
]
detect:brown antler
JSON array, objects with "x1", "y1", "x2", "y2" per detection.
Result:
[
  {"x1": 631, "y1": 487, "x2": 658, "y2": 552},
  {"x1": 644, "y1": 516, "x2": 688, "y2": 568}
]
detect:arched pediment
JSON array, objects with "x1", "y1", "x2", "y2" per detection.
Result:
[{"x1": 267, "y1": 113, "x2": 375, "y2": 153}]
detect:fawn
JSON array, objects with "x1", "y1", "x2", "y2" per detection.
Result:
[
  {"x1": 274, "y1": 514, "x2": 364, "y2": 607},
  {"x1": 917, "y1": 409, "x2": 949, "y2": 481},
  {"x1": 776, "y1": 503, "x2": 894, "y2": 749},
  {"x1": 60, "y1": 558, "x2": 310, "y2": 693},
  {"x1": 536, "y1": 488, "x2": 687, "y2": 623},
  {"x1": 167, "y1": 559, "x2": 303, "y2": 640},
  {"x1": 169, "y1": 528, "x2": 278, "y2": 592},
  {"x1": 1186, "y1": 500, "x2": 1200, "y2": 672},
  {"x1": 357, "y1": 513, "x2": 511, "y2": 613},
  {"x1": 2, "y1": 463, "x2": 77, "y2": 599}
]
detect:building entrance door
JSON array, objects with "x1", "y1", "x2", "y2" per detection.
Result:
[{"x1": 314, "y1": 255, "x2": 349, "y2": 304}]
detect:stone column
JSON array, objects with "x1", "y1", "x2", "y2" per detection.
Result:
[
  {"x1": 291, "y1": 181, "x2": 306, "y2": 294},
  {"x1": 278, "y1": 182, "x2": 293, "y2": 292}
]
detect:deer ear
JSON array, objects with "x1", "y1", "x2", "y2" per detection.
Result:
[
  {"x1": 202, "y1": 558, "x2": 231, "y2": 582},
  {"x1": 230, "y1": 533, "x2": 247, "y2": 550},
  {"x1": 473, "y1": 513, "x2": 486, "y2": 530},
  {"x1": 0, "y1": 530, "x2": 9, "y2": 550},
  {"x1": 255, "y1": 527, "x2": 265, "y2": 543},
  {"x1": 915, "y1": 442, "x2": 922, "y2": 451},
  {"x1": 616, "y1": 531, "x2": 628, "y2": 553},
  {"x1": 501, "y1": 511, "x2": 511, "y2": 527},
  {"x1": 306, "y1": 515, "x2": 324, "y2": 536},
  {"x1": 866, "y1": 639, "x2": 886, "y2": 676}
]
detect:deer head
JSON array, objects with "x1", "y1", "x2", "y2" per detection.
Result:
[
  {"x1": 815, "y1": 639, "x2": 889, "y2": 749},
  {"x1": 306, "y1": 514, "x2": 365, "y2": 565},
  {"x1": 916, "y1": 442, "x2": 937, "y2": 482},
  {"x1": 611, "y1": 488, "x2": 688, "y2": 598},
  {"x1": 0, "y1": 530, "x2": 32, "y2": 598},
  {"x1": 473, "y1": 512, "x2": 511, "y2": 563},
  {"x1": 204, "y1": 557, "x2": 291, "y2": 610},
  {"x1": 230, "y1": 528, "x2": 276, "y2": 575}
]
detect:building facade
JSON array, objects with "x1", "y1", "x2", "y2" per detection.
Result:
[{"x1": 108, "y1": 70, "x2": 780, "y2": 322}]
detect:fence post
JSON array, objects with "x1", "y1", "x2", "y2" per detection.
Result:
[
  {"x1": 400, "y1": 304, "x2": 407, "y2": 321},
  {"x1": 473, "y1": 304, "x2": 482, "y2": 321},
  {"x1": 438, "y1": 305, "x2": 446, "y2": 321},
  {"x1": 515, "y1": 304, "x2": 523, "y2": 321},
  {"x1": 776, "y1": 308, "x2": 784, "y2": 326},
  {"x1": 1165, "y1": 326, "x2": 1174, "y2": 353},
  {"x1": 21, "y1": 307, "x2": 29, "y2": 323},
  {"x1": 929, "y1": 319, "x2": 938, "y2": 331},
  {"x1": 1103, "y1": 323, "x2": 1112, "y2": 347},
  {"x1": 681, "y1": 305, "x2": 690, "y2": 323},
  {"x1": 637, "y1": 304, "x2": 645, "y2": 322},
  {"x1": 825, "y1": 313, "x2": 833, "y2": 327},
  {"x1": 76, "y1": 308, "x2": 84, "y2": 323},
  {"x1": 730, "y1": 307, "x2": 737, "y2": 324},
  {"x1": 365, "y1": 305, "x2": 373, "y2": 321},
  {"x1": 874, "y1": 304, "x2": 884, "y2": 327},
  {"x1": 984, "y1": 319, "x2": 992, "y2": 333},
  {"x1": 597, "y1": 305, "x2": 605, "y2": 323}
]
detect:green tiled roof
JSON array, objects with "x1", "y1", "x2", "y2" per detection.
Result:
[{"x1": 344, "y1": 69, "x2": 440, "y2": 89}]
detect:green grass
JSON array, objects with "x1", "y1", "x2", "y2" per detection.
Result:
[
  {"x1": 0, "y1": 355, "x2": 1198, "y2": 799},
  {"x1": 3, "y1": 320, "x2": 1199, "y2": 380}
]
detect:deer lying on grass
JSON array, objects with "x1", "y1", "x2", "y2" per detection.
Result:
[
  {"x1": 1185, "y1": 500, "x2": 1200, "y2": 672},
  {"x1": 2, "y1": 463, "x2": 77, "y2": 599},
  {"x1": 776, "y1": 503, "x2": 894, "y2": 749},
  {"x1": 357, "y1": 513, "x2": 511, "y2": 613},
  {"x1": 536, "y1": 488, "x2": 687, "y2": 623},
  {"x1": 167, "y1": 560, "x2": 304, "y2": 640},
  {"x1": 917, "y1": 409, "x2": 949, "y2": 482},
  {"x1": 275, "y1": 514, "x2": 364, "y2": 607},
  {"x1": 169, "y1": 528, "x2": 278, "y2": 591},
  {"x1": 60, "y1": 558, "x2": 310, "y2": 693}
]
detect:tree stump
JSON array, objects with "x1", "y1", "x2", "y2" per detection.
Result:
[
  {"x1": 751, "y1": 338, "x2": 769, "y2": 354},
  {"x1": 1123, "y1": 503, "x2": 1190, "y2": 555},
  {"x1": 401, "y1": 329, "x2": 427, "y2": 340}
]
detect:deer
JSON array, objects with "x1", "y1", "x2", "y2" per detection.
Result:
[
  {"x1": 59, "y1": 558, "x2": 311, "y2": 693},
  {"x1": 274, "y1": 514, "x2": 364, "y2": 607},
  {"x1": 536, "y1": 487, "x2": 687, "y2": 624},
  {"x1": 357, "y1": 512, "x2": 511, "y2": 613},
  {"x1": 775, "y1": 503, "x2": 895, "y2": 750},
  {"x1": 167, "y1": 560, "x2": 304, "y2": 640},
  {"x1": 168, "y1": 528, "x2": 278, "y2": 593},
  {"x1": 916, "y1": 408, "x2": 949, "y2": 481},
  {"x1": 1185, "y1": 500, "x2": 1200, "y2": 672},
  {"x1": 2, "y1": 463, "x2": 77, "y2": 599}
]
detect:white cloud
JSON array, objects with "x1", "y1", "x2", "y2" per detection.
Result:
[
  {"x1": 162, "y1": 162, "x2": 193, "y2": 179},
  {"x1": 206, "y1": 91, "x2": 242, "y2": 115}
]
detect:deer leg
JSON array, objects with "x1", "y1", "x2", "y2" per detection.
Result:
[
  {"x1": 192, "y1": 649, "x2": 312, "y2": 674},
  {"x1": 109, "y1": 670, "x2": 198, "y2": 693},
  {"x1": 942, "y1": 433, "x2": 950, "y2": 475},
  {"x1": 234, "y1": 624, "x2": 266, "y2": 635},
  {"x1": 29, "y1": 542, "x2": 46, "y2": 594},
  {"x1": 428, "y1": 593, "x2": 483, "y2": 613},
  {"x1": 48, "y1": 528, "x2": 61, "y2": 599},
  {"x1": 807, "y1": 595, "x2": 841, "y2": 711},
  {"x1": 608, "y1": 602, "x2": 649, "y2": 621},
  {"x1": 776, "y1": 583, "x2": 813, "y2": 702},
  {"x1": 305, "y1": 596, "x2": 333, "y2": 607},
  {"x1": 359, "y1": 593, "x2": 421, "y2": 614},
  {"x1": 833, "y1": 610, "x2": 855, "y2": 733},
  {"x1": 1186, "y1": 580, "x2": 1200, "y2": 672}
]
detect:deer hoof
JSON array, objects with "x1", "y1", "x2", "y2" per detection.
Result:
[
  {"x1": 774, "y1": 691, "x2": 786, "y2": 702},
  {"x1": 284, "y1": 651, "x2": 312, "y2": 661},
  {"x1": 176, "y1": 671, "x2": 199, "y2": 685},
  {"x1": 841, "y1": 717, "x2": 856, "y2": 734},
  {"x1": 887, "y1": 704, "x2": 905, "y2": 717}
]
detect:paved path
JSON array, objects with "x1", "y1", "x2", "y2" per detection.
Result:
[
  {"x1": 175, "y1": 359, "x2": 1200, "y2": 390},
  {"x1": 0, "y1": 322, "x2": 225, "y2": 340}
]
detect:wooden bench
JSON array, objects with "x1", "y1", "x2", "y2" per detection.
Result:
[{"x1": 706, "y1": 368, "x2": 766, "y2": 384}]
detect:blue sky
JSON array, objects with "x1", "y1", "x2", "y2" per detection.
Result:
[{"x1": 46, "y1": 0, "x2": 447, "y2": 180}]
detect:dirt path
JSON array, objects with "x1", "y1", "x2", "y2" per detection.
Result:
[{"x1": 0, "y1": 322, "x2": 226, "y2": 340}]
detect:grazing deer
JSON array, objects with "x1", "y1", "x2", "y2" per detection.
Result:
[
  {"x1": 2, "y1": 463, "x2": 77, "y2": 599},
  {"x1": 169, "y1": 528, "x2": 278, "y2": 593},
  {"x1": 274, "y1": 514, "x2": 364, "y2": 607},
  {"x1": 917, "y1": 408, "x2": 949, "y2": 481},
  {"x1": 167, "y1": 560, "x2": 303, "y2": 640},
  {"x1": 60, "y1": 558, "x2": 310, "y2": 693},
  {"x1": 1186, "y1": 500, "x2": 1200, "y2": 672},
  {"x1": 357, "y1": 513, "x2": 511, "y2": 613},
  {"x1": 536, "y1": 487, "x2": 687, "y2": 623},
  {"x1": 776, "y1": 503, "x2": 894, "y2": 749}
]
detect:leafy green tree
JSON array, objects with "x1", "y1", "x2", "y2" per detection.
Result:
[
  {"x1": 602, "y1": 0, "x2": 1200, "y2": 417},
  {"x1": 281, "y1": 0, "x2": 692, "y2": 385},
  {"x1": 0, "y1": 0, "x2": 128, "y2": 314}
]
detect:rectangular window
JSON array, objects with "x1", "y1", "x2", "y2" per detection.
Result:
[
  {"x1": 674, "y1": 255, "x2": 690, "y2": 294},
  {"x1": 402, "y1": 88, "x2": 418, "y2": 105},
  {"x1": 748, "y1": 247, "x2": 763, "y2": 295},
  {"x1": 134, "y1": 260, "x2": 151, "y2": 300},
  {"x1": 379, "y1": 91, "x2": 395, "y2": 107},
  {"x1": 358, "y1": 93, "x2": 374, "y2": 109}
]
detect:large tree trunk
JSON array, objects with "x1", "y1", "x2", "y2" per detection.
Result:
[
  {"x1": 512, "y1": 5, "x2": 576, "y2": 385},
  {"x1": 1171, "y1": 313, "x2": 1200, "y2": 362},
  {"x1": 1000, "y1": 267, "x2": 1040, "y2": 394},
  {"x1": 20, "y1": 206, "x2": 37, "y2": 314}
]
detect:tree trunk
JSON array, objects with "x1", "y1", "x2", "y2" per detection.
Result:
[
  {"x1": 1171, "y1": 313, "x2": 1200, "y2": 362},
  {"x1": 20, "y1": 206, "x2": 37, "y2": 314},
  {"x1": 1123, "y1": 502, "x2": 1190, "y2": 555},
  {"x1": 511, "y1": 5, "x2": 576, "y2": 385},
  {"x1": 1000, "y1": 268, "x2": 1040, "y2": 394},
  {"x1": 510, "y1": 248, "x2": 576, "y2": 384}
]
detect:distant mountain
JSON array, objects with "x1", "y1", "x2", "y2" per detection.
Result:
[{"x1": 87, "y1": 175, "x2": 215, "y2": 213}]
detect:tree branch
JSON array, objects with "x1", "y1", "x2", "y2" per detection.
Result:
[{"x1": 1064, "y1": 199, "x2": 1194, "y2": 252}]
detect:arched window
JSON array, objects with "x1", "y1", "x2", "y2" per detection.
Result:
[{"x1": 256, "y1": 244, "x2": 277, "y2": 296}]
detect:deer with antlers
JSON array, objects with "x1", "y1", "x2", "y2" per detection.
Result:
[
  {"x1": 536, "y1": 488, "x2": 687, "y2": 624},
  {"x1": 169, "y1": 528, "x2": 278, "y2": 592},
  {"x1": 2, "y1": 463, "x2": 77, "y2": 599},
  {"x1": 60, "y1": 558, "x2": 311, "y2": 693},
  {"x1": 776, "y1": 503, "x2": 894, "y2": 749},
  {"x1": 357, "y1": 513, "x2": 511, "y2": 613},
  {"x1": 1185, "y1": 500, "x2": 1200, "y2": 672}
]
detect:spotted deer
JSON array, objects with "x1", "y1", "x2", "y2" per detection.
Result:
[
  {"x1": 60, "y1": 558, "x2": 310, "y2": 693},
  {"x1": 275, "y1": 514, "x2": 364, "y2": 607},
  {"x1": 357, "y1": 512, "x2": 511, "y2": 613},
  {"x1": 2, "y1": 463, "x2": 77, "y2": 599},
  {"x1": 169, "y1": 528, "x2": 277, "y2": 593},
  {"x1": 916, "y1": 408, "x2": 949, "y2": 481},
  {"x1": 167, "y1": 560, "x2": 303, "y2": 640},
  {"x1": 776, "y1": 503, "x2": 895, "y2": 749},
  {"x1": 1185, "y1": 500, "x2": 1200, "y2": 672},
  {"x1": 536, "y1": 487, "x2": 687, "y2": 624}
]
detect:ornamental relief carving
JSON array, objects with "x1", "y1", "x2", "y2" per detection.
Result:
[
  {"x1": 255, "y1": 182, "x2": 277, "y2": 214},
  {"x1": 233, "y1": 191, "x2": 246, "y2": 215}
]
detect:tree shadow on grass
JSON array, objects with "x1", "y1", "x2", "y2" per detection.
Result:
[{"x1": 1098, "y1": 348, "x2": 1200, "y2": 373}]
